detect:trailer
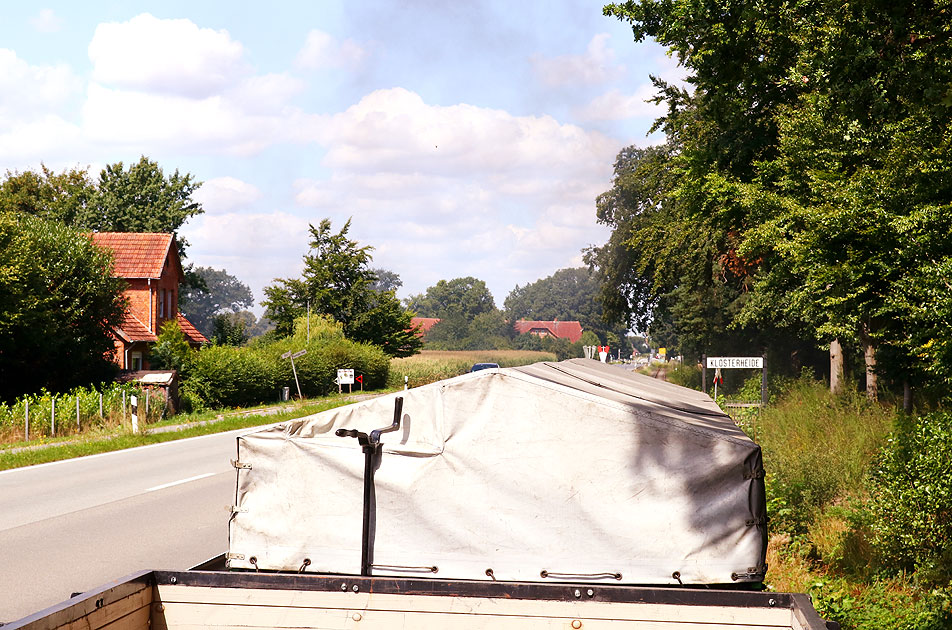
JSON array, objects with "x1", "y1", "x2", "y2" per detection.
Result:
[{"x1": 6, "y1": 360, "x2": 837, "y2": 629}]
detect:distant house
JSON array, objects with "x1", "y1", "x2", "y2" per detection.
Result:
[
  {"x1": 513, "y1": 320, "x2": 584, "y2": 343},
  {"x1": 410, "y1": 317, "x2": 442, "y2": 336},
  {"x1": 90, "y1": 232, "x2": 207, "y2": 370}
]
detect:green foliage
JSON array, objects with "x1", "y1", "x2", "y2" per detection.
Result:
[
  {"x1": 0, "y1": 165, "x2": 96, "y2": 225},
  {"x1": 184, "y1": 315, "x2": 390, "y2": 409},
  {"x1": 0, "y1": 381, "x2": 154, "y2": 442},
  {"x1": 149, "y1": 320, "x2": 194, "y2": 371},
  {"x1": 180, "y1": 266, "x2": 255, "y2": 338},
  {"x1": 597, "y1": 0, "x2": 952, "y2": 393},
  {"x1": 406, "y1": 277, "x2": 496, "y2": 320},
  {"x1": 809, "y1": 577, "x2": 952, "y2": 630},
  {"x1": 757, "y1": 375, "x2": 893, "y2": 534},
  {"x1": 869, "y1": 412, "x2": 952, "y2": 586},
  {"x1": 0, "y1": 212, "x2": 125, "y2": 401},
  {"x1": 210, "y1": 313, "x2": 249, "y2": 347},
  {"x1": 88, "y1": 156, "x2": 203, "y2": 253},
  {"x1": 262, "y1": 218, "x2": 421, "y2": 357}
]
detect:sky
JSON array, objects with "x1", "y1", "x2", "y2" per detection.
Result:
[{"x1": 0, "y1": 2, "x2": 680, "y2": 313}]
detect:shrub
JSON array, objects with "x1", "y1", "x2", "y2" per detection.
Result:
[
  {"x1": 868, "y1": 412, "x2": 952, "y2": 586},
  {"x1": 186, "y1": 345, "x2": 278, "y2": 409}
]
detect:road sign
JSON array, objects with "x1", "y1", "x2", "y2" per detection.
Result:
[
  {"x1": 291, "y1": 350, "x2": 307, "y2": 359},
  {"x1": 280, "y1": 350, "x2": 292, "y2": 359},
  {"x1": 706, "y1": 356, "x2": 763, "y2": 369},
  {"x1": 337, "y1": 369, "x2": 355, "y2": 385}
]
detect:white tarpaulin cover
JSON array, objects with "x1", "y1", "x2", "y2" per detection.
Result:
[{"x1": 228, "y1": 359, "x2": 767, "y2": 585}]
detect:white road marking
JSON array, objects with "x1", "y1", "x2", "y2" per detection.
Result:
[{"x1": 146, "y1": 472, "x2": 216, "y2": 493}]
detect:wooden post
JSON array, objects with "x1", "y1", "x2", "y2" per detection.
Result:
[
  {"x1": 146, "y1": 389, "x2": 150, "y2": 421},
  {"x1": 99, "y1": 393, "x2": 103, "y2": 418},
  {"x1": 761, "y1": 356, "x2": 768, "y2": 407},
  {"x1": 51, "y1": 397, "x2": 55, "y2": 436},
  {"x1": 76, "y1": 396, "x2": 81, "y2": 430},
  {"x1": 122, "y1": 390, "x2": 126, "y2": 420},
  {"x1": 701, "y1": 354, "x2": 707, "y2": 393},
  {"x1": 25, "y1": 399, "x2": 29, "y2": 441}
]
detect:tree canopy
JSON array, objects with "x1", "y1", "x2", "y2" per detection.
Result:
[
  {"x1": 262, "y1": 218, "x2": 422, "y2": 357},
  {"x1": 591, "y1": 0, "x2": 952, "y2": 397},
  {"x1": 504, "y1": 267, "x2": 628, "y2": 345},
  {"x1": 180, "y1": 266, "x2": 255, "y2": 338},
  {"x1": 0, "y1": 212, "x2": 126, "y2": 401},
  {"x1": 405, "y1": 277, "x2": 496, "y2": 320}
]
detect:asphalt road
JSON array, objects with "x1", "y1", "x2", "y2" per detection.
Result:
[{"x1": 0, "y1": 426, "x2": 266, "y2": 624}]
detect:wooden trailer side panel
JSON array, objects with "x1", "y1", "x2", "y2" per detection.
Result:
[
  {"x1": 153, "y1": 584, "x2": 796, "y2": 630},
  {"x1": 5, "y1": 574, "x2": 153, "y2": 630}
]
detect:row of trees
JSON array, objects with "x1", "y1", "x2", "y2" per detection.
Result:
[
  {"x1": 588, "y1": 1, "x2": 952, "y2": 405},
  {"x1": 404, "y1": 269, "x2": 630, "y2": 356}
]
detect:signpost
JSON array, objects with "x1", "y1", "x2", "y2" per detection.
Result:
[
  {"x1": 282, "y1": 349, "x2": 307, "y2": 399},
  {"x1": 337, "y1": 368, "x2": 355, "y2": 394},
  {"x1": 703, "y1": 355, "x2": 767, "y2": 407}
]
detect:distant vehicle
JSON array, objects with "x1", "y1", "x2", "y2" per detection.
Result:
[{"x1": 470, "y1": 362, "x2": 499, "y2": 372}]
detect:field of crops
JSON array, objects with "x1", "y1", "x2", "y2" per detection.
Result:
[{"x1": 388, "y1": 350, "x2": 556, "y2": 388}]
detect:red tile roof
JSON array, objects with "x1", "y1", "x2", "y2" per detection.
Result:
[
  {"x1": 89, "y1": 232, "x2": 176, "y2": 279},
  {"x1": 177, "y1": 313, "x2": 208, "y2": 345},
  {"x1": 115, "y1": 313, "x2": 157, "y2": 343},
  {"x1": 513, "y1": 320, "x2": 584, "y2": 343},
  {"x1": 410, "y1": 317, "x2": 441, "y2": 335}
]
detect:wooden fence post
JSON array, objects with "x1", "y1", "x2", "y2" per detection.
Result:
[
  {"x1": 25, "y1": 399, "x2": 29, "y2": 441},
  {"x1": 51, "y1": 397, "x2": 55, "y2": 436}
]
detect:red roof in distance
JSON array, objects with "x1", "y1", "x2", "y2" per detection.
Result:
[
  {"x1": 410, "y1": 317, "x2": 441, "y2": 335},
  {"x1": 513, "y1": 320, "x2": 584, "y2": 343}
]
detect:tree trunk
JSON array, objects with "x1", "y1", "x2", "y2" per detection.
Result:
[
  {"x1": 830, "y1": 339, "x2": 844, "y2": 395},
  {"x1": 862, "y1": 330, "x2": 878, "y2": 402}
]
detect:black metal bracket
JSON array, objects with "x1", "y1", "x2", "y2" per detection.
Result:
[{"x1": 335, "y1": 397, "x2": 404, "y2": 576}]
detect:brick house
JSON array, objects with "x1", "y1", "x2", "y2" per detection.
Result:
[
  {"x1": 512, "y1": 320, "x2": 584, "y2": 343},
  {"x1": 90, "y1": 232, "x2": 207, "y2": 370}
]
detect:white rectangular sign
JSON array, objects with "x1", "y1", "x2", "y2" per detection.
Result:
[
  {"x1": 337, "y1": 369, "x2": 355, "y2": 385},
  {"x1": 706, "y1": 356, "x2": 764, "y2": 369}
]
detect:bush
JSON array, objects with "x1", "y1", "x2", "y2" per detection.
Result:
[
  {"x1": 183, "y1": 315, "x2": 391, "y2": 409},
  {"x1": 869, "y1": 412, "x2": 952, "y2": 586},
  {"x1": 186, "y1": 345, "x2": 278, "y2": 409}
]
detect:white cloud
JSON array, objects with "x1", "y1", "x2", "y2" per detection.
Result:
[
  {"x1": 193, "y1": 176, "x2": 263, "y2": 214},
  {"x1": 290, "y1": 88, "x2": 617, "y2": 301},
  {"x1": 30, "y1": 8, "x2": 64, "y2": 33},
  {"x1": 578, "y1": 85, "x2": 661, "y2": 121},
  {"x1": 0, "y1": 49, "x2": 80, "y2": 116},
  {"x1": 88, "y1": 13, "x2": 246, "y2": 98},
  {"x1": 531, "y1": 33, "x2": 623, "y2": 88},
  {"x1": 295, "y1": 29, "x2": 367, "y2": 70},
  {"x1": 81, "y1": 82, "x2": 313, "y2": 156}
]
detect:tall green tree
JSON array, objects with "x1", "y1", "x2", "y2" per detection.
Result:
[
  {"x1": 261, "y1": 218, "x2": 421, "y2": 357},
  {"x1": 180, "y1": 266, "x2": 255, "y2": 338},
  {"x1": 0, "y1": 212, "x2": 126, "y2": 401},
  {"x1": 405, "y1": 277, "x2": 496, "y2": 320},
  {"x1": 0, "y1": 165, "x2": 97, "y2": 225},
  {"x1": 86, "y1": 156, "x2": 203, "y2": 244}
]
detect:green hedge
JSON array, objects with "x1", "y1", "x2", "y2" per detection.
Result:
[{"x1": 183, "y1": 318, "x2": 390, "y2": 410}]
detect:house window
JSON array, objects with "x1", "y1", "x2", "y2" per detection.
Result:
[
  {"x1": 131, "y1": 352, "x2": 143, "y2": 371},
  {"x1": 159, "y1": 289, "x2": 165, "y2": 318}
]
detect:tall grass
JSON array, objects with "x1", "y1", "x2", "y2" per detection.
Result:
[{"x1": 388, "y1": 350, "x2": 556, "y2": 388}]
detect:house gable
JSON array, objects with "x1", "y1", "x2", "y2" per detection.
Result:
[{"x1": 90, "y1": 232, "x2": 206, "y2": 369}]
